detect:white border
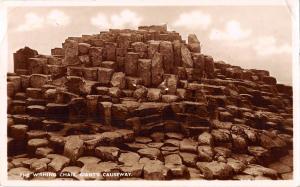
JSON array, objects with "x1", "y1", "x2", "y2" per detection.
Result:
[{"x1": 0, "y1": 0, "x2": 299, "y2": 187}]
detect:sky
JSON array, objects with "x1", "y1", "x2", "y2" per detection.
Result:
[{"x1": 7, "y1": 6, "x2": 292, "y2": 85}]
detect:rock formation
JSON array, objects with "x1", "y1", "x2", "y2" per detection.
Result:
[{"x1": 7, "y1": 24, "x2": 293, "y2": 180}]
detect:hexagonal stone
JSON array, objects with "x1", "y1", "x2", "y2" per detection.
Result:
[
  {"x1": 165, "y1": 163, "x2": 189, "y2": 178},
  {"x1": 137, "y1": 148, "x2": 161, "y2": 160},
  {"x1": 198, "y1": 145, "x2": 214, "y2": 162},
  {"x1": 100, "y1": 131, "x2": 123, "y2": 144},
  {"x1": 30, "y1": 158, "x2": 50, "y2": 172},
  {"x1": 35, "y1": 147, "x2": 54, "y2": 157},
  {"x1": 78, "y1": 43, "x2": 91, "y2": 54},
  {"x1": 47, "y1": 154, "x2": 70, "y2": 172},
  {"x1": 161, "y1": 146, "x2": 179, "y2": 156},
  {"x1": 10, "y1": 124, "x2": 28, "y2": 140},
  {"x1": 179, "y1": 152, "x2": 198, "y2": 167},
  {"x1": 26, "y1": 130, "x2": 47, "y2": 139},
  {"x1": 147, "y1": 142, "x2": 164, "y2": 149},
  {"x1": 95, "y1": 146, "x2": 120, "y2": 161},
  {"x1": 197, "y1": 161, "x2": 234, "y2": 179},
  {"x1": 135, "y1": 136, "x2": 152, "y2": 144},
  {"x1": 98, "y1": 67, "x2": 114, "y2": 84},
  {"x1": 118, "y1": 152, "x2": 140, "y2": 166},
  {"x1": 114, "y1": 129, "x2": 135, "y2": 142},
  {"x1": 179, "y1": 138, "x2": 198, "y2": 153},
  {"x1": 198, "y1": 132, "x2": 213, "y2": 146},
  {"x1": 76, "y1": 156, "x2": 101, "y2": 167},
  {"x1": 165, "y1": 132, "x2": 183, "y2": 140},
  {"x1": 110, "y1": 72, "x2": 126, "y2": 89},
  {"x1": 63, "y1": 136, "x2": 84, "y2": 163},
  {"x1": 28, "y1": 138, "x2": 49, "y2": 149},
  {"x1": 143, "y1": 160, "x2": 168, "y2": 180},
  {"x1": 164, "y1": 154, "x2": 182, "y2": 165},
  {"x1": 29, "y1": 74, "x2": 49, "y2": 88},
  {"x1": 125, "y1": 142, "x2": 148, "y2": 151}
]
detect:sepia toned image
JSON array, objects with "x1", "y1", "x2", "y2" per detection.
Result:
[{"x1": 3, "y1": 2, "x2": 296, "y2": 184}]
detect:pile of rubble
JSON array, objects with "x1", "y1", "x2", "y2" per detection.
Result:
[{"x1": 7, "y1": 24, "x2": 293, "y2": 180}]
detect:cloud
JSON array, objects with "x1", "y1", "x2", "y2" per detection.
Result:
[
  {"x1": 209, "y1": 20, "x2": 251, "y2": 41},
  {"x1": 253, "y1": 36, "x2": 291, "y2": 56},
  {"x1": 172, "y1": 11, "x2": 211, "y2": 30},
  {"x1": 16, "y1": 10, "x2": 71, "y2": 32},
  {"x1": 16, "y1": 12, "x2": 44, "y2": 32},
  {"x1": 90, "y1": 9, "x2": 142, "y2": 29},
  {"x1": 46, "y1": 10, "x2": 70, "y2": 26}
]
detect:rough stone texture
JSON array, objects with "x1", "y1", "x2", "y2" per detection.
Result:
[
  {"x1": 125, "y1": 52, "x2": 139, "y2": 76},
  {"x1": 181, "y1": 44, "x2": 193, "y2": 68},
  {"x1": 159, "y1": 41, "x2": 174, "y2": 74},
  {"x1": 151, "y1": 52, "x2": 164, "y2": 86},
  {"x1": 95, "y1": 146, "x2": 120, "y2": 161},
  {"x1": 197, "y1": 161, "x2": 234, "y2": 179},
  {"x1": 110, "y1": 72, "x2": 126, "y2": 89},
  {"x1": 7, "y1": 24, "x2": 293, "y2": 181},
  {"x1": 63, "y1": 136, "x2": 84, "y2": 163},
  {"x1": 138, "y1": 59, "x2": 152, "y2": 86}
]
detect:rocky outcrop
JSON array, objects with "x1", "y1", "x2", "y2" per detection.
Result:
[{"x1": 7, "y1": 24, "x2": 293, "y2": 181}]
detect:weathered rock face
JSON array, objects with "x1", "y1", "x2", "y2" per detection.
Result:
[{"x1": 7, "y1": 24, "x2": 293, "y2": 181}]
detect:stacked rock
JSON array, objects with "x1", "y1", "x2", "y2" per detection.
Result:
[{"x1": 7, "y1": 24, "x2": 293, "y2": 180}]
